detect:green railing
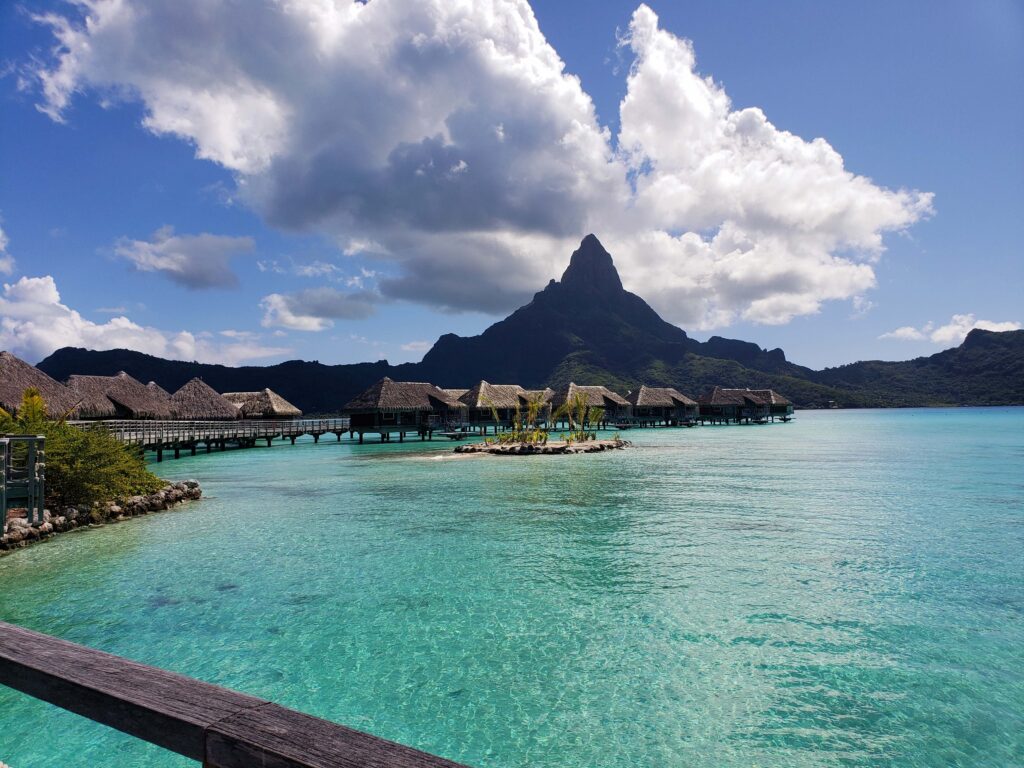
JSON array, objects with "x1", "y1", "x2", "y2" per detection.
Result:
[{"x1": 0, "y1": 435, "x2": 45, "y2": 525}]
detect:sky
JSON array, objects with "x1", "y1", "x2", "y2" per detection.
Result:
[{"x1": 1, "y1": 0, "x2": 1021, "y2": 370}]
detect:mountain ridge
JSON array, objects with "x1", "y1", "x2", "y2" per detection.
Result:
[{"x1": 33, "y1": 235, "x2": 1024, "y2": 412}]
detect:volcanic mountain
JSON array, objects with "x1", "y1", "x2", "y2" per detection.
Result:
[{"x1": 36, "y1": 235, "x2": 1024, "y2": 411}]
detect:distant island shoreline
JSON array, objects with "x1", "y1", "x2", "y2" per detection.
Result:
[{"x1": 28, "y1": 236, "x2": 1024, "y2": 413}]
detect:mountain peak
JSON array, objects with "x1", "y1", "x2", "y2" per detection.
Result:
[{"x1": 559, "y1": 234, "x2": 623, "y2": 292}]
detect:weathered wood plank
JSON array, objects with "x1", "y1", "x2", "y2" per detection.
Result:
[
  {"x1": 0, "y1": 621, "x2": 470, "y2": 767},
  {"x1": 0, "y1": 621, "x2": 267, "y2": 759},
  {"x1": 206, "y1": 703, "x2": 469, "y2": 768}
]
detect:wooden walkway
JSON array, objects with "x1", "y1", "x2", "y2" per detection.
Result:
[
  {"x1": 0, "y1": 621, "x2": 469, "y2": 767},
  {"x1": 72, "y1": 419, "x2": 351, "y2": 461}
]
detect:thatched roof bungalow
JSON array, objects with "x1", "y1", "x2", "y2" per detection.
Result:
[
  {"x1": 343, "y1": 377, "x2": 465, "y2": 437},
  {"x1": 0, "y1": 350, "x2": 80, "y2": 418},
  {"x1": 743, "y1": 389, "x2": 794, "y2": 418},
  {"x1": 147, "y1": 381, "x2": 172, "y2": 399},
  {"x1": 67, "y1": 372, "x2": 173, "y2": 420},
  {"x1": 698, "y1": 387, "x2": 770, "y2": 423},
  {"x1": 222, "y1": 389, "x2": 302, "y2": 419},
  {"x1": 170, "y1": 378, "x2": 240, "y2": 420},
  {"x1": 551, "y1": 383, "x2": 631, "y2": 423},
  {"x1": 458, "y1": 381, "x2": 528, "y2": 427},
  {"x1": 625, "y1": 385, "x2": 698, "y2": 425},
  {"x1": 522, "y1": 387, "x2": 555, "y2": 404}
]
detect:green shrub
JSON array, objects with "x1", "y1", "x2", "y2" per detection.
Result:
[{"x1": 2, "y1": 388, "x2": 164, "y2": 509}]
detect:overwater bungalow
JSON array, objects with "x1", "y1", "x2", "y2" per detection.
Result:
[
  {"x1": 170, "y1": 378, "x2": 240, "y2": 420},
  {"x1": 0, "y1": 351, "x2": 80, "y2": 418},
  {"x1": 745, "y1": 389, "x2": 794, "y2": 420},
  {"x1": 67, "y1": 372, "x2": 173, "y2": 420},
  {"x1": 523, "y1": 387, "x2": 555, "y2": 423},
  {"x1": 550, "y1": 383, "x2": 631, "y2": 427},
  {"x1": 221, "y1": 389, "x2": 302, "y2": 420},
  {"x1": 698, "y1": 387, "x2": 770, "y2": 424},
  {"x1": 343, "y1": 377, "x2": 465, "y2": 442},
  {"x1": 625, "y1": 385, "x2": 698, "y2": 426},
  {"x1": 457, "y1": 381, "x2": 533, "y2": 433}
]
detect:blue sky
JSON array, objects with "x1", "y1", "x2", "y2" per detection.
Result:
[{"x1": 1, "y1": 0, "x2": 1021, "y2": 369}]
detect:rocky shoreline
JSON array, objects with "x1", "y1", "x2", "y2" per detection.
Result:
[
  {"x1": 455, "y1": 438, "x2": 631, "y2": 456},
  {"x1": 1, "y1": 480, "x2": 202, "y2": 554}
]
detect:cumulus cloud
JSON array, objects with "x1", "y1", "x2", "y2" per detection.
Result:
[
  {"x1": 878, "y1": 325, "x2": 926, "y2": 341},
  {"x1": 0, "y1": 275, "x2": 289, "y2": 364},
  {"x1": 260, "y1": 287, "x2": 378, "y2": 331},
  {"x1": 114, "y1": 226, "x2": 255, "y2": 289},
  {"x1": 0, "y1": 225, "x2": 15, "y2": 275},
  {"x1": 880, "y1": 314, "x2": 1022, "y2": 345},
  {"x1": 31, "y1": 1, "x2": 932, "y2": 329}
]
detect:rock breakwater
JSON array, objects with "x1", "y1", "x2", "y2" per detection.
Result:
[
  {"x1": 455, "y1": 439, "x2": 631, "y2": 456},
  {"x1": 1, "y1": 480, "x2": 202, "y2": 554}
]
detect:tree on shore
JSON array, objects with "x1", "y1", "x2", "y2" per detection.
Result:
[{"x1": 1, "y1": 388, "x2": 163, "y2": 509}]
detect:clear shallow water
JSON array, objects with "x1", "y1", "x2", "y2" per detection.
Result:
[{"x1": 1, "y1": 408, "x2": 1022, "y2": 767}]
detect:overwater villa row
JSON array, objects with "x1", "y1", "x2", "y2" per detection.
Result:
[
  {"x1": 0, "y1": 351, "x2": 302, "y2": 421},
  {"x1": 1, "y1": 351, "x2": 792, "y2": 448},
  {"x1": 342, "y1": 378, "x2": 793, "y2": 442}
]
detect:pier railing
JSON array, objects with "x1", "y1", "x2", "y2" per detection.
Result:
[
  {"x1": 69, "y1": 418, "x2": 350, "y2": 448},
  {"x1": 0, "y1": 621, "x2": 468, "y2": 768},
  {"x1": 1, "y1": 435, "x2": 45, "y2": 525}
]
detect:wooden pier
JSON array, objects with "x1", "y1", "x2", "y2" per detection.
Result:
[
  {"x1": 72, "y1": 419, "x2": 350, "y2": 461},
  {"x1": 0, "y1": 621, "x2": 469, "y2": 768}
]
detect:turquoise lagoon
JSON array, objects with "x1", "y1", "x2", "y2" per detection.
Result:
[{"x1": 1, "y1": 408, "x2": 1022, "y2": 766}]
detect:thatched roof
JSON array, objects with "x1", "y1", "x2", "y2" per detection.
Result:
[
  {"x1": 67, "y1": 372, "x2": 173, "y2": 419},
  {"x1": 551, "y1": 383, "x2": 630, "y2": 409},
  {"x1": 744, "y1": 389, "x2": 792, "y2": 406},
  {"x1": 222, "y1": 388, "x2": 302, "y2": 418},
  {"x1": 65, "y1": 375, "x2": 117, "y2": 419},
  {"x1": 343, "y1": 377, "x2": 465, "y2": 412},
  {"x1": 442, "y1": 388, "x2": 469, "y2": 400},
  {"x1": 459, "y1": 381, "x2": 527, "y2": 410},
  {"x1": 625, "y1": 385, "x2": 697, "y2": 408},
  {"x1": 170, "y1": 378, "x2": 241, "y2": 420},
  {"x1": 0, "y1": 351, "x2": 80, "y2": 418},
  {"x1": 522, "y1": 387, "x2": 554, "y2": 404},
  {"x1": 699, "y1": 386, "x2": 769, "y2": 406},
  {"x1": 147, "y1": 381, "x2": 172, "y2": 399}
]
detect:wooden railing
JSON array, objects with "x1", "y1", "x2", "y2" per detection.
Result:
[
  {"x1": 68, "y1": 419, "x2": 350, "y2": 448},
  {"x1": 0, "y1": 621, "x2": 468, "y2": 768},
  {"x1": 1, "y1": 435, "x2": 45, "y2": 525}
]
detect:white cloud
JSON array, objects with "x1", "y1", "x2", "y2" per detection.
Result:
[
  {"x1": 293, "y1": 260, "x2": 342, "y2": 278},
  {"x1": 256, "y1": 259, "x2": 286, "y2": 274},
  {"x1": 850, "y1": 295, "x2": 875, "y2": 318},
  {"x1": 31, "y1": 1, "x2": 932, "y2": 330},
  {"x1": 260, "y1": 287, "x2": 378, "y2": 331},
  {"x1": 95, "y1": 305, "x2": 128, "y2": 314},
  {"x1": 879, "y1": 325, "x2": 927, "y2": 341},
  {"x1": 400, "y1": 340, "x2": 432, "y2": 352},
  {"x1": 0, "y1": 224, "x2": 15, "y2": 275},
  {"x1": 114, "y1": 226, "x2": 255, "y2": 289},
  {"x1": 880, "y1": 314, "x2": 1022, "y2": 345},
  {"x1": 0, "y1": 275, "x2": 289, "y2": 364}
]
